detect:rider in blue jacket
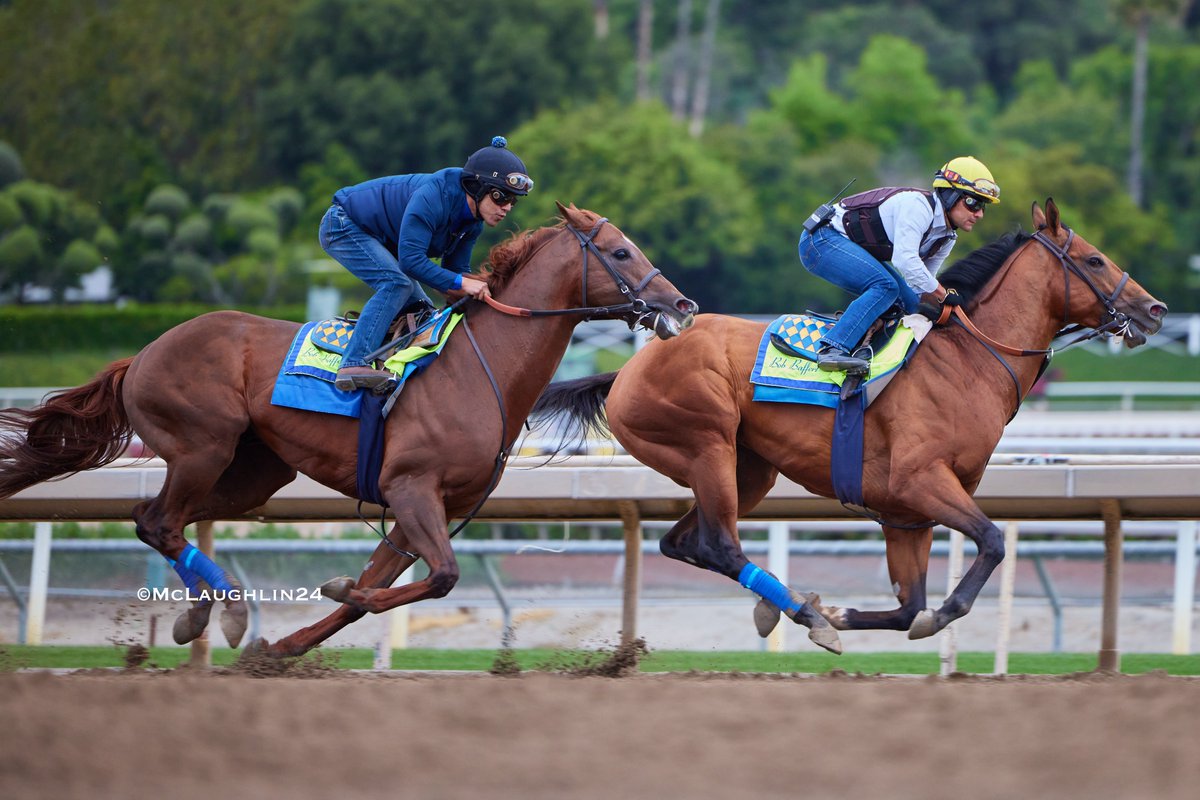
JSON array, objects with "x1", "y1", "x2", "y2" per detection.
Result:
[{"x1": 320, "y1": 136, "x2": 534, "y2": 391}]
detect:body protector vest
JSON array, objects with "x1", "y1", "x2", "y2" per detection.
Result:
[{"x1": 840, "y1": 187, "x2": 951, "y2": 262}]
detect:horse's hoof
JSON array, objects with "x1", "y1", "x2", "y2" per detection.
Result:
[
  {"x1": 241, "y1": 637, "x2": 269, "y2": 657},
  {"x1": 908, "y1": 609, "x2": 939, "y2": 639},
  {"x1": 753, "y1": 599, "x2": 781, "y2": 638},
  {"x1": 808, "y1": 627, "x2": 843, "y2": 655},
  {"x1": 321, "y1": 576, "x2": 356, "y2": 603},
  {"x1": 172, "y1": 602, "x2": 213, "y2": 645},
  {"x1": 220, "y1": 600, "x2": 248, "y2": 649}
]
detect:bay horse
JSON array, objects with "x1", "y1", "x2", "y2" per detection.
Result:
[
  {"x1": 533, "y1": 199, "x2": 1167, "y2": 647},
  {"x1": 0, "y1": 203, "x2": 697, "y2": 657}
]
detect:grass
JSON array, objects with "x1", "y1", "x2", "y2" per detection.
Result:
[{"x1": 3, "y1": 645, "x2": 1197, "y2": 675}]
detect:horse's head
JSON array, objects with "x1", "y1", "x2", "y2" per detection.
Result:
[
  {"x1": 556, "y1": 202, "x2": 698, "y2": 338},
  {"x1": 1031, "y1": 198, "x2": 1167, "y2": 347}
]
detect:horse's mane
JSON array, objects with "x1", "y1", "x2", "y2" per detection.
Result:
[
  {"x1": 481, "y1": 222, "x2": 568, "y2": 295},
  {"x1": 938, "y1": 230, "x2": 1033, "y2": 305}
]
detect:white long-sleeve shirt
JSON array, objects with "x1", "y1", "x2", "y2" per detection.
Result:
[{"x1": 830, "y1": 190, "x2": 957, "y2": 294}]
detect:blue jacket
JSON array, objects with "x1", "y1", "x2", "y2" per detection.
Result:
[{"x1": 333, "y1": 168, "x2": 482, "y2": 292}]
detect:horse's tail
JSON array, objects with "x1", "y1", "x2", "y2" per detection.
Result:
[
  {"x1": 530, "y1": 371, "x2": 619, "y2": 457},
  {"x1": 0, "y1": 357, "x2": 136, "y2": 499}
]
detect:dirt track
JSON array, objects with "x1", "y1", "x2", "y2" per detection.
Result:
[{"x1": 3, "y1": 669, "x2": 1198, "y2": 799}]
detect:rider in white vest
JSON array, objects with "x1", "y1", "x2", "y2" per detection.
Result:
[{"x1": 798, "y1": 156, "x2": 1001, "y2": 373}]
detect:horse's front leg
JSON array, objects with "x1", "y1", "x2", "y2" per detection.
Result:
[
  {"x1": 813, "y1": 525, "x2": 931, "y2": 631},
  {"x1": 259, "y1": 529, "x2": 416, "y2": 658},
  {"x1": 328, "y1": 497, "x2": 459, "y2": 613},
  {"x1": 898, "y1": 478, "x2": 1005, "y2": 639}
]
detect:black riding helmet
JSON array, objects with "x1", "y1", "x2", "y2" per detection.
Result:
[{"x1": 462, "y1": 136, "x2": 534, "y2": 209}]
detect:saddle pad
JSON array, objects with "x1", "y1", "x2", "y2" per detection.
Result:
[
  {"x1": 751, "y1": 314, "x2": 931, "y2": 408},
  {"x1": 270, "y1": 311, "x2": 464, "y2": 417},
  {"x1": 768, "y1": 312, "x2": 838, "y2": 361}
]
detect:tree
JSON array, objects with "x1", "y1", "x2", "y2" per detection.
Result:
[
  {"x1": 1116, "y1": 0, "x2": 1183, "y2": 207},
  {"x1": 0, "y1": 180, "x2": 115, "y2": 302},
  {"x1": 0, "y1": 0, "x2": 293, "y2": 218},
  {"x1": 117, "y1": 185, "x2": 310, "y2": 305},
  {"x1": 262, "y1": 0, "x2": 624, "y2": 181},
  {"x1": 506, "y1": 100, "x2": 760, "y2": 312}
]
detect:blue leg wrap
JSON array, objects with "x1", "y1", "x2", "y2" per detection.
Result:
[
  {"x1": 168, "y1": 543, "x2": 235, "y2": 592},
  {"x1": 168, "y1": 558, "x2": 206, "y2": 595},
  {"x1": 738, "y1": 563, "x2": 804, "y2": 614}
]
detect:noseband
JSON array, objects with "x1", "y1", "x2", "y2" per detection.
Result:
[{"x1": 483, "y1": 218, "x2": 664, "y2": 330}]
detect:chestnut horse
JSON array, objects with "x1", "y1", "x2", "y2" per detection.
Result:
[
  {"x1": 0, "y1": 203, "x2": 697, "y2": 657},
  {"x1": 533, "y1": 200, "x2": 1167, "y2": 647}
]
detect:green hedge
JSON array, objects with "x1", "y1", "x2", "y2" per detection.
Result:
[{"x1": 0, "y1": 304, "x2": 306, "y2": 352}]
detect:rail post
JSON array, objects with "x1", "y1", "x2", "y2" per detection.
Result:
[
  {"x1": 619, "y1": 501, "x2": 642, "y2": 646},
  {"x1": 993, "y1": 521, "x2": 1020, "y2": 674},
  {"x1": 1098, "y1": 500, "x2": 1123, "y2": 672},
  {"x1": 189, "y1": 521, "x2": 214, "y2": 669}
]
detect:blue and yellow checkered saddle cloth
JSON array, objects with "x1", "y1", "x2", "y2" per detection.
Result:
[
  {"x1": 767, "y1": 312, "x2": 837, "y2": 361},
  {"x1": 751, "y1": 313, "x2": 927, "y2": 409}
]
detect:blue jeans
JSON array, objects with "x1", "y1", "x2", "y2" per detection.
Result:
[
  {"x1": 319, "y1": 203, "x2": 431, "y2": 368},
  {"x1": 797, "y1": 225, "x2": 917, "y2": 353}
]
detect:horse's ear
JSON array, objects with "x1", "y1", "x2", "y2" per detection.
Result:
[
  {"x1": 555, "y1": 200, "x2": 570, "y2": 220},
  {"x1": 1031, "y1": 201, "x2": 1047, "y2": 231},
  {"x1": 1044, "y1": 197, "x2": 1061, "y2": 233}
]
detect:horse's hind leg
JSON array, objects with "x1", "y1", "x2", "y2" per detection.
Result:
[
  {"x1": 659, "y1": 444, "x2": 841, "y2": 654},
  {"x1": 811, "y1": 525, "x2": 932, "y2": 631},
  {"x1": 138, "y1": 435, "x2": 297, "y2": 648}
]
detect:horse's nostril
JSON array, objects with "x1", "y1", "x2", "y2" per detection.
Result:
[{"x1": 1150, "y1": 304, "x2": 1167, "y2": 319}]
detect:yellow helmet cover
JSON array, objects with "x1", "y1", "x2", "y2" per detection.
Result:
[{"x1": 934, "y1": 156, "x2": 1000, "y2": 204}]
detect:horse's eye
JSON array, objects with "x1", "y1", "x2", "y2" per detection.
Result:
[
  {"x1": 1087, "y1": 255, "x2": 1104, "y2": 268},
  {"x1": 613, "y1": 248, "x2": 631, "y2": 260}
]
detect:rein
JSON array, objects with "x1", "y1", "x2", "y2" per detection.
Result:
[
  {"x1": 938, "y1": 226, "x2": 1135, "y2": 413},
  {"x1": 448, "y1": 217, "x2": 662, "y2": 537},
  {"x1": 856, "y1": 225, "x2": 1137, "y2": 531},
  {"x1": 482, "y1": 218, "x2": 663, "y2": 328}
]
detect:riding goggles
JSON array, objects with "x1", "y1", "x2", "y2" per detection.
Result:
[
  {"x1": 488, "y1": 189, "x2": 520, "y2": 207},
  {"x1": 938, "y1": 169, "x2": 1000, "y2": 201},
  {"x1": 503, "y1": 172, "x2": 535, "y2": 193}
]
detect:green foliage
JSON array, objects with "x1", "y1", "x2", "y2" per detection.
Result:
[
  {"x1": 262, "y1": 0, "x2": 623, "y2": 178},
  {"x1": 507, "y1": 100, "x2": 760, "y2": 312},
  {"x1": 1, "y1": 0, "x2": 1199, "y2": 311},
  {"x1": 0, "y1": 303, "x2": 307, "y2": 356},
  {"x1": 117, "y1": 183, "x2": 311, "y2": 304},
  {"x1": 0, "y1": 0, "x2": 294, "y2": 217},
  {"x1": 0, "y1": 140, "x2": 23, "y2": 187},
  {"x1": 0, "y1": 180, "x2": 112, "y2": 301}
]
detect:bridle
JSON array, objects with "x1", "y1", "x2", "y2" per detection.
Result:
[
  {"x1": 365, "y1": 216, "x2": 676, "y2": 553},
  {"x1": 939, "y1": 225, "x2": 1135, "y2": 414},
  {"x1": 855, "y1": 224, "x2": 1137, "y2": 532},
  {"x1": 482, "y1": 217, "x2": 666, "y2": 331}
]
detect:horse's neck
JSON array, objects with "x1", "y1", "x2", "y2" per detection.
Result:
[
  {"x1": 466, "y1": 240, "x2": 585, "y2": 441},
  {"x1": 970, "y1": 245, "x2": 1066, "y2": 353},
  {"x1": 938, "y1": 247, "x2": 1064, "y2": 405}
]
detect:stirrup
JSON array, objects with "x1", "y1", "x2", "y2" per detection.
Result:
[
  {"x1": 334, "y1": 367, "x2": 397, "y2": 393},
  {"x1": 816, "y1": 346, "x2": 868, "y2": 374}
]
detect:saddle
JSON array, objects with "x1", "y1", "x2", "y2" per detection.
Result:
[
  {"x1": 770, "y1": 305, "x2": 905, "y2": 366},
  {"x1": 314, "y1": 300, "x2": 437, "y2": 361}
]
